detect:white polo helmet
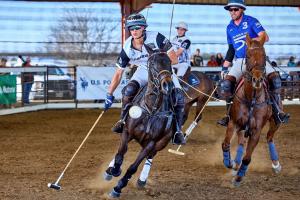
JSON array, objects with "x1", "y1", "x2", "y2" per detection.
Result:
[{"x1": 175, "y1": 21, "x2": 188, "y2": 31}]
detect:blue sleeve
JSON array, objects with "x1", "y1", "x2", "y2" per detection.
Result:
[
  {"x1": 156, "y1": 32, "x2": 173, "y2": 52},
  {"x1": 116, "y1": 49, "x2": 130, "y2": 69},
  {"x1": 251, "y1": 17, "x2": 265, "y2": 35},
  {"x1": 226, "y1": 27, "x2": 233, "y2": 45}
]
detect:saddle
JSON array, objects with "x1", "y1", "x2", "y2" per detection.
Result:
[
  {"x1": 176, "y1": 67, "x2": 201, "y2": 91},
  {"x1": 130, "y1": 84, "x2": 174, "y2": 138}
]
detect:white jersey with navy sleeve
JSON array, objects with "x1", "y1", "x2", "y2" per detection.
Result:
[
  {"x1": 116, "y1": 31, "x2": 173, "y2": 70},
  {"x1": 115, "y1": 31, "x2": 182, "y2": 88},
  {"x1": 171, "y1": 35, "x2": 191, "y2": 64}
]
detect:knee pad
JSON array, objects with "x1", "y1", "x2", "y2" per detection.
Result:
[
  {"x1": 122, "y1": 80, "x2": 140, "y2": 99},
  {"x1": 220, "y1": 79, "x2": 236, "y2": 98},
  {"x1": 268, "y1": 73, "x2": 281, "y2": 92}
]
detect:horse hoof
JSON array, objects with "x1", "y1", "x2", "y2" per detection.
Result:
[
  {"x1": 232, "y1": 178, "x2": 241, "y2": 187},
  {"x1": 109, "y1": 189, "x2": 121, "y2": 198},
  {"x1": 106, "y1": 167, "x2": 122, "y2": 178},
  {"x1": 272, "y1": 162, "x2": 282, "y2": 174},
  {"x1": 103, "y1": 171, "x2": 113, "y2": 181},
  {"x1": 112, "y1": 168, "x2": 122, "y2": 177},
  {"x1": 231, "y1": 169, "x2": 238, "y2": 176},
  {"x1": 136, "y1": 179, "x2": 147, "y2": 189}
]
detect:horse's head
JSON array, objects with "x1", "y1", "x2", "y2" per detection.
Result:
[
  {"x1": 147, "y1": 52, "x2": 174, "y2": 95},
  {"x1": 245, "y1": 34, "x2": 267, "y2": 89}
]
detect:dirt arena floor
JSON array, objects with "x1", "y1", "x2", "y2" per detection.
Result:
[{"x1": 0, "y1": 106, "x2": 299, "y2": 200}]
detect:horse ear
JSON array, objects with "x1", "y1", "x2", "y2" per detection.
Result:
[
  {"x1": 259, "y1": 32, "x2": 266, "y2": 46},
  {"x1": 245, "y1": 34, "x2": 252, "y2": 48}
]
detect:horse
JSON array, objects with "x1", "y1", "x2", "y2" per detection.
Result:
[
  {"x1": 222, "y1": 34, "x2": 282, "y2": 186},
  {"x1": 103, "y1": 51, "x2": 214, "y2": 198}
]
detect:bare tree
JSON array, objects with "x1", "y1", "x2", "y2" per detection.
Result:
[{"x1": 46, "y1": 8, "x2": 120, "y2": 66}]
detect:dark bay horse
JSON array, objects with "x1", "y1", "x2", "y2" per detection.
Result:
[
  {"x1": 103, "y1": 52, "x2": 214, "y2": 197},
  {"x1": 222, "y1": 34, "x2": 282, "y2": 186}
]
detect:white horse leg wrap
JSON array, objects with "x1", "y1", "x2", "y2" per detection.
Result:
[
  {"x1": 139, "y1": 159, "x2": 153, "y2": 182},
  {"x1": 108, "y1": 158, "x2": 115, "y2": 168}
]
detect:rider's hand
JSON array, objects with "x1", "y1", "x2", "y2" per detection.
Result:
[
  {"x1": 221, "y1": 66, "x2": 229, "y2": 79},
  {"x1": 104, "y1": 93, "x2": 114, "y2": 111}
]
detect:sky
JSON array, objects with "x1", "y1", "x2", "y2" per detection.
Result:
[{"x1": 0, "y1": 0, "x2": 299, "y2": 60}]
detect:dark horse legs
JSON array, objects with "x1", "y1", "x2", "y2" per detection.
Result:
[
  {"x1": 105, "y1": 131, "x2": 129, "y2": 179},
  {"x1": 110, "y1": 141, "x2": 156, "y2": 197}
]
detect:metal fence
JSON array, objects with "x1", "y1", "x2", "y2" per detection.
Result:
[{"x1": 0, "y1": 66, "x2": 300, "y2": 111}]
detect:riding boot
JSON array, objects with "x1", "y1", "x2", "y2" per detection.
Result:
[
  {"x1": 112, "y1": 81, "x2": 140, "y2": 134},
  {"x1": 269, "y1": 92, "x2": 290, "y2": 124},
  {"x1": 111, "y1": 102, "x2": 131, "y2": 133},
  {"x1": 217, "y1": 75, "x2": 236, "y2": 127},
  {"x1": 172, "y1": 88, "x2": 186, "y2": 145},
  {"x1": 217, "y1": 98, "x2": 233, "y2": 127},
  {"x1": 268, "y1": 72, "x2": 290, "y2": 125}
]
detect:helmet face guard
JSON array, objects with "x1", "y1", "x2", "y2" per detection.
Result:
[{"x1": 125, "y1": 13, "x2": 148, "y2": 30}]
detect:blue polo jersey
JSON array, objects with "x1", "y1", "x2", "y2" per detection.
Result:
[{"x1": 226, "y1": 14, "x2": 265, "y2": 58}]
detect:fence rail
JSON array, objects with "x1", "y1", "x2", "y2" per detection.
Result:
[{"x1": 0, "y1": 66, "x2": 300, "y2": 111}]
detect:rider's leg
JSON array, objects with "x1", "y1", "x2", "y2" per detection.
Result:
[
  {"x1": 173, "y1": 87, "x2": 186, "y2": 145},
  {"x1": 112, "y1": 80, "x2": 140, "y2": 133},
  {"x1": 267, "y1": 71, "x2": 290, "y2": 124},
  {"x1": 217, "y1": 58, "x2": 245, "y2": 127},
  {"x1": 171, "y1": 74, "x2": 186, "y2": 145},
  {"x1": 217, "y1": 75, "x2": 236, "y2": 127}
]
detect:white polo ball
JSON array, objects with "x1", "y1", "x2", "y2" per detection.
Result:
[{"x1": 129, "y1": 106, "x2": 142, "y2": 119}]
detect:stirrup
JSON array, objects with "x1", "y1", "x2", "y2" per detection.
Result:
[
  {"x1": 217, "y1": 116, "x2": 230, "y2": 127},
  {"x1": 279, "y1": 113, "x2": 290, "y2": 124},
  {"x1": 172, "y1": 131, "x2": 186, "y2": 145},
  {"x1": 111, "y1": 120, "x2": 125, "y2": 134}
]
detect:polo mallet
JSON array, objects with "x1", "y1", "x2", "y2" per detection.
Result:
[
  {"x1": 168, "y1": 86, "x2": 218, "y2": 156},
  {"x1": 48, "y1": 110, "x2": 105, "y2": 190}
]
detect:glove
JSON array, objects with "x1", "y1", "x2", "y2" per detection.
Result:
[
  {"x1": 221, "y1": 66, "x2": 229, "y2": 79},
  {"x1": 104, "y1": 93, "x2": 114, "y2": 111}
]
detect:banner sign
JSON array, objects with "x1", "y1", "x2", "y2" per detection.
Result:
[
  {"x1": 0, "y1": 75, "x2": 17, "y2": 104},
  {"x1": 76, "y1": 67, "x2": 128, "y2": 100}
]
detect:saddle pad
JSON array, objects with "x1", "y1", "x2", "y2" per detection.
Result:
[{"x1": 187, "y1": 73, "x2": 201, "y2": 86}]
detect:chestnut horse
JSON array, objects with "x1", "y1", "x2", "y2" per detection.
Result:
[
  {"x1": 222, "y1": 34, "x2": 282, "y2": 186},
  {"x1": 103, "y1": 52, "x2": 214, "y2": 197}
]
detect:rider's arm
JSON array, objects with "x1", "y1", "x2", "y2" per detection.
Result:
[
  {"x1": 174, "y1": 39, "x2": 191, "y2": 57},
  {"x1": 223, "y1": 44, "x2": 235, "y2": 68},
  {"x1": 251, "y1": 17, "x2": 269, "y2": 42},
  {"x1": 107, "y1": 68, "x2": 124, "y2": 95},
  {"x1": 156, "y1": 32, "x2": 178, "y2": 65},
  {"x1": 108, "y1": 49, "x2": 129, "y2": 95},
  {"x1": 256, "y1": 31, "x2": 269, "y2": 42}
]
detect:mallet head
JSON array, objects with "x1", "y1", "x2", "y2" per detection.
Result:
[{"x1": 48, "y1": 183, "x2": 61, "y2": 190}]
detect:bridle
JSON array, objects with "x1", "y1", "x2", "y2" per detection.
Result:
[
  {"x1": 147, "y1": 52, "x2": 173, "y2": 89},
  {"x1": 244, "y1": 46, "x2": 267, "y2": 82},
  {"x1": 145, "y1": 52, "x2": 174, "y2": 114}
]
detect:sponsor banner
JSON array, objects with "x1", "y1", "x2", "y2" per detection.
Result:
[
  {"x1": 0, "y1": 75, "x2": 17, "y2": 104},
  {"x1": 76, "y1": 67, "x2": 128, "y2": 100}
]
